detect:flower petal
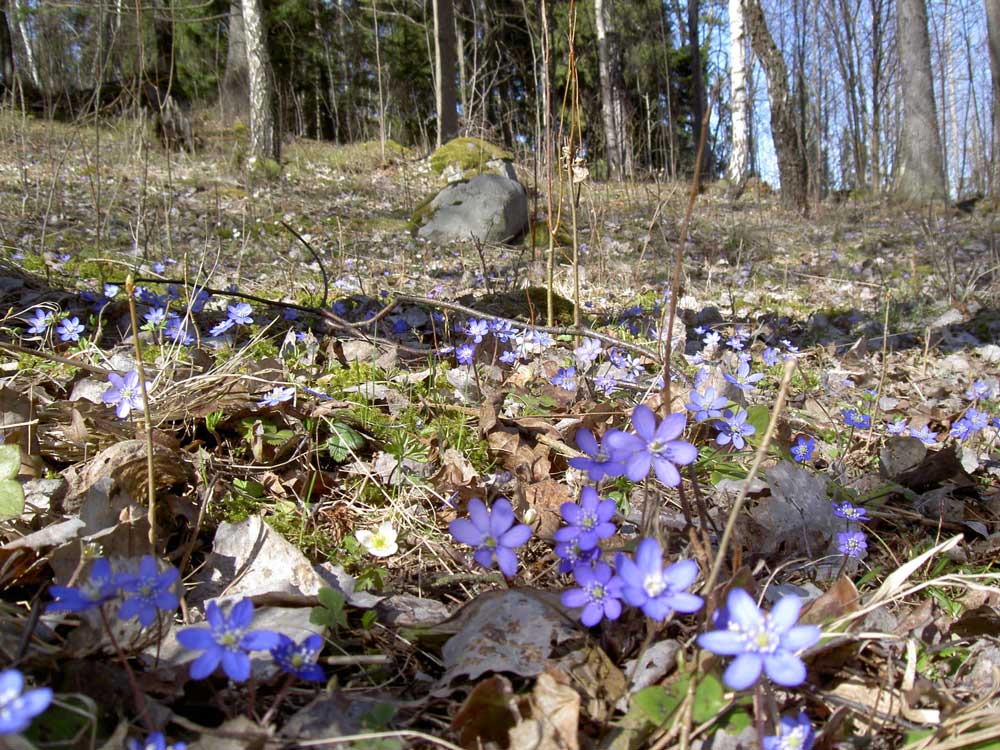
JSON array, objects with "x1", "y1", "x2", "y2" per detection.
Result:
[
  {"x1": 624, "y1": 451, "x2": 651, "y2": 482},
  {"x1": 242, "y1": 629, "x2": 280, "y2": 651},
  {"x1": 188, "y1": 648, "x2": 222, "y2": 680},
  {"x1": 560, "y1": 502, "x2": 582, "y2": 525},
  {"x1": 229, "y1": 598, "x2": 254, "y2": 629},
  {"x1": 726, "y1": 589, "x2": 764, "y2": 630},
  {"x1": 581, "y1": 602, "x2": 604, "y2": 626},
  {"x1": 495, "y1": 546, "x2": 519, "y2": 578},
  {"x1": 467, "y1": 498, "x2": 489, "y2": 533},
  {"x1": 635, "y1": 538, "x2": 663, "y2": 575},
  {"x1": 449, "y1": 519, "x2": 483, "y2": 547},
  {"x1": 697, "y1": 630, "x2": 746, "y2": 656},
  {"x1": 221, "y1": 650, "x2": 251, "y2": 682},
  {"x1": 562, "y1": 588, "x2": 589, "y2": 609},
  {"x1": 666, "y1": 440, "x2": 698, "y2": 466},
  {"x1": 763, "y1": 651, "x2": 807, "y2": 687},
  {"x1": 781, "y1": 624, "x2": 822, "y2": 652},
  {"x1": 488, "y1": 499, "x2": 515, "y2": 537},
  {"x1": 631, "y1": 405, "x2": 657, "y2": 440},
  {"x1": 575, "y1": 428, "x2": 598, "y2": 455},
  {"x1": 652, "y1": 457, "x2": 681, "y2": 486},
  {"x1": 473, "y1": 547, "x2": 495, "y2": 570},
  {"x1": 499, "y1": 523, "x2": 531, "y2": 549},
  {"x1": 723, "y1": 652, "x2": 763, "y2": 690},
  {"x1": 769, "y1": 594, "x2": 802, "y2": 632},
  {"x1": 176, "y1": 627, "x2": 216, "y2": 650},
  {"x1": 663, "y1": 558, "x2": 699, "y2": 591},
  {"x1": 642, "y1": 596, "x2": 673, "y2": 621},
  {"x1": 655, "y1": 412, "x2": 686, "y2": 442},
  {"x1": 669, "y1": 591, "x2": 704, "y2": 613}
]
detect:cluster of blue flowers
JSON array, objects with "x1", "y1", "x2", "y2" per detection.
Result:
[
  {"x1": 832, "y1": 499, "x2": 870, "y2": 559},
  {"x1": 33, "y1": 554, "x2": 328, "y2": 745}
]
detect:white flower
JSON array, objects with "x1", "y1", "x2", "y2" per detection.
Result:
[{"x1": 356, "y1": 522, "x2": 398, "y2": 558}]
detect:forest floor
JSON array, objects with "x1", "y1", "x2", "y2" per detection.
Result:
[{"x1": 1, "y1": 109, "x2": 1000, "y2": 750}]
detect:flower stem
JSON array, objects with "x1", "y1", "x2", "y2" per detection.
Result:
[{"x1": 99, "y1": 606, "x2": 153, "y2": 732}]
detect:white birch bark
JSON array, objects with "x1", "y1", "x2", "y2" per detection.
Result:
[
  {"x1": 240, "y1": 0, "x2": 276, "y2": 160},
  {"x1": 728, "y1": 0, "x2": 749, "y2": 182}
]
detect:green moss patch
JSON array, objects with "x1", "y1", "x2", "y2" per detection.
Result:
[{"x1": 429, "y1": 137, "x2": 512, "y2": 176}]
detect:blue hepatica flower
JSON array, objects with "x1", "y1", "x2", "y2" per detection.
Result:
[
  {"x1": 551, "y1": 366, "x2": 577, "y2": 391},
  {"x1": 128, "y1": 731, "x2": 187, "y2": 750},
  {"x1": 841, "y1": 408, "x2": 871, "y2": 429},
  {"x1": 561, "y1": 561, "x2": 623, "y2": 626},
  {"x1": 103, "y1": 370, "x2": 144, "y2": 419},
  {"x1": 144, "y1": 307, "x2": 167, "y2": 328},
  {"x1": 57, "y1": 316, "x2": 85, "y2": 342},
  {"x1": 47, "y1": 557, "x2": 119, "y2": 613},
  {"x1": 724, "y1": 361, "x2": 765, "y2": 392},
  {"x1": 555, "y1": 487, "x2": 617, "y2": 551},
  {"x1": 0, "y1": 669, "x2": 52, "y2": 736},
  {"x1": 227, "y1": 302, "x2": 254, "y2": 326},
  {"x1": 210, "y1": 318, "x2": 236, "y2": 337},
  {"x1": 176, "y1": 598, "x2": 281, "y2": 682},
  {"x1": 697, "y1": 588, "x2": 822, "y2": 690},
  {"x1": 950, "y1": 419, "x2": 973, "y2": 441},
  {"x1": 491, "y1": 319, "x2": 516, "y2": 342},
  {"x1": 967, "y1": 408, "x2": 990, "y2": 431},
  {"x1": 685, "y1": 386, "x2": 727, "y2": 422},
  {"x1": 764, "y1": 713, "x2": 814, "y2": 750},
  {"x1": 966, "y1": 378, "x2": 993, "y2": 402},
  {"x1": 568, "y1": 429, "x2": 625, "y2": 482},
  {"x1": 605, "y1": 405, "x2": 698, "y2": 487},
  {"x1": 885, "y1": 417, "x2": 908, "y2": 435},
  {"x1": 715, "y1": 408, "x2": 755, "y2": 450},
  {"x1": 448, "y1": 498, "x2": 532, "y2": 578},
  {"x1": 465, "y1": 318, "x2": 490, "y2": 343},
  {"x1": 837, "y1": 531, "x2": 867, "y2": 558},
  {"x1": 118, "y1": 556, "x2": 180, "y2": 628},
  {"x1": 614, "y1": 538, "x2": 703, "y2": 621},
  {"x1": 761, "y1": 347, "x2": 780, "y2": 367},
  {"x1": 258, "y1": 386, "x2": 295, "y2": 407},
  {"x1": 574, "y1": 337, "x2": 603, "y2": 367},
  {"x1": 25, "y1": 309, "x2": 53, "y2": 335},
  {"x1": 456, "y1": 343, "x2": 476, "y2": 365},
  {"x1": 831, "y1": 500, "x2": 870, "y2": 522},
  {"x1": 791, "y1": 435, "x2": 814, "y2": 462},
  {"x1": 554, "y1": 538, "x2": 600, "y2": 574},
  {"x1": 702, "y1": 330, "x2": 721, "y2": 348},
  {"x1": 271, "y1": 633, "x2": 325, "y2": 681},
  {"x1": 908, "y1": 424, "x2": 938, "y2": 445}
]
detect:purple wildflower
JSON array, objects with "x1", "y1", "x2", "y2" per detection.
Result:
[
  {"x1": 604, "y1": 405, "x2": 698, "y2": 486},
  {"x1": 448, "y1": 498, "x2": 532, "y2": 578},
  {"x1": 561, "y1": 562, "x2": 623, "y2": 626}
]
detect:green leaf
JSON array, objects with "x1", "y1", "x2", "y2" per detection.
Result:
[
  {"x1": 632, "y1": 682, "x2": 684, "y2": 724},
  {"x1": 0, "y1": 479, "x2": 25, "y2": 519},
  {"x1": 361, "y1": 609, "x2": 377, "y2": 630},
  {"x1": 746, "y1": 404, "x2": 770, "y2": 442},
  {"x1": 311, "y1": 587, "x2": 348, "y2": 630},
  {"x1": 232, "y1": 478, "x2": 265, "y2": 498},
  {"x1": 0, "y1": 444, "x2": 20, "y2": 480},
  {"x1": 691, "y1": 673, "x2": 727, "y2": 724},
  {"x1": 323, "y1": 419, "x2": 366, "y2": 462}
]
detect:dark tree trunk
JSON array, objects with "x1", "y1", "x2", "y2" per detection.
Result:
[
  {"x1": 0, "y1": 7, "x2": 14, "y2": 91},
  {"x1": 433, "y1": 0, "x2": 459, "y2": 145},
  {"x1": 744, "y1": 0, "x2": 808, "y2": 211},
  {"x1": 688, "y1": 0, "x2": 709, "y2": 174},
  {"x1": 222, "y1": 0, "x2": 250, "y2": 124}
]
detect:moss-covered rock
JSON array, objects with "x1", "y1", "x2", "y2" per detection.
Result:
[{"x1": 429, "y1": 137, "x2": 513, "y2": 178}]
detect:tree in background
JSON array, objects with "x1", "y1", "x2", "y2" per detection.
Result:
[
  {"x1": 594, "y1": 0, "x2": 632, "y2": 178},
  {"x1": 222, "y1": 0, "x2": 249, "y2": 125},
  {"x1": 744, "y1": 0, "x2": 809, "y2": 210},
  {"x1": 433, "y1": 0, "x2": 459, "y2": 146},
  {"x1": 241, "y1": 0, "x2": 277, "y2": 161},
  {"x1": 727, "y1": 0, "x2": 749, "y2": 184},
  {"x1": 985, "y1": 0, "x2": 1000, "y2": 193},
  {"x1": 895, "y1": 0, "x2": 946, "y2": 200}
]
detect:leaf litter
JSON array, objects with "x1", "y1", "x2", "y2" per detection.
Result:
[{"x1": 0, "y1": 116, "x2": 999, "y2": 748}]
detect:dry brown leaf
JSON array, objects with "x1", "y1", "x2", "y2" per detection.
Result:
[
  {"x1": 450, "y1": 675, "x2": 518, "y2": 749},
  {"x1": 509, "y1": 671, "x2": 580, "y2": 750},
  {"x1": 525, "y1": 479, "x2": 574, "y2": 540}
]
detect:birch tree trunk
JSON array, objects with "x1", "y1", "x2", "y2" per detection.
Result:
[
  {"x1": 8, "y1": 0, "x2": 39, "y2": 91},
  {"x1": 241, "y1": 0, "x2": 277, "y2": 160},
  {"x1": 728, "y1": 0, "x2": 749, "y2": 183},
  {"x1": 594, "y1": 0, "x2": 631, "y2": 179},
  {"x1": 985, "y1": 0, "x2": 1000, "y2": 193},
  {"x1": 895, "y1": 0, "x2": 946, "y2": 200},
  {"x1": 744, "y1": 0, "x2": 808, "y2": 210},
  {"x1": 433, "y1": 0, "x2": 459, "y2": 146}
]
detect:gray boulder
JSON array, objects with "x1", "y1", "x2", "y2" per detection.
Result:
[{"x1": 416, "y1": 174, "x2": 528, "y2": 244}]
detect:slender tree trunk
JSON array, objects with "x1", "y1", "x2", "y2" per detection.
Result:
[
  {"x1": 895, "y1": 0, "x2": 946, "y2": 200},
  {"x1": 985, "y1": 0, "x2": 1000, "y2": 193},
  {"x1": 433, "y1": 0, "x2": 459, "y2": 145},
  {"x1": 0, "y1": 6, "x2": 14, "y2": 91},
  {"x1": 688, "y1": 0, "x2": 708, "y2": 175},
  {"x1": 222, "y1": 0, "x2": 249, "y2": 124},
  {"x1": 8, "y1": 0, "x2": 38, "y2": 91},
  {"x1": 728, "y1": 0, "x2": 749, "y2": 183},
  {"x1": 744, "y1": 0, "x2": 808, "y2": 210},
  {"x1": 241, "y1": 0, "x2": 277, "y2": 160},
  {"x1": 594, "y1": 0, "x2": 631, "y2": 178}
]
